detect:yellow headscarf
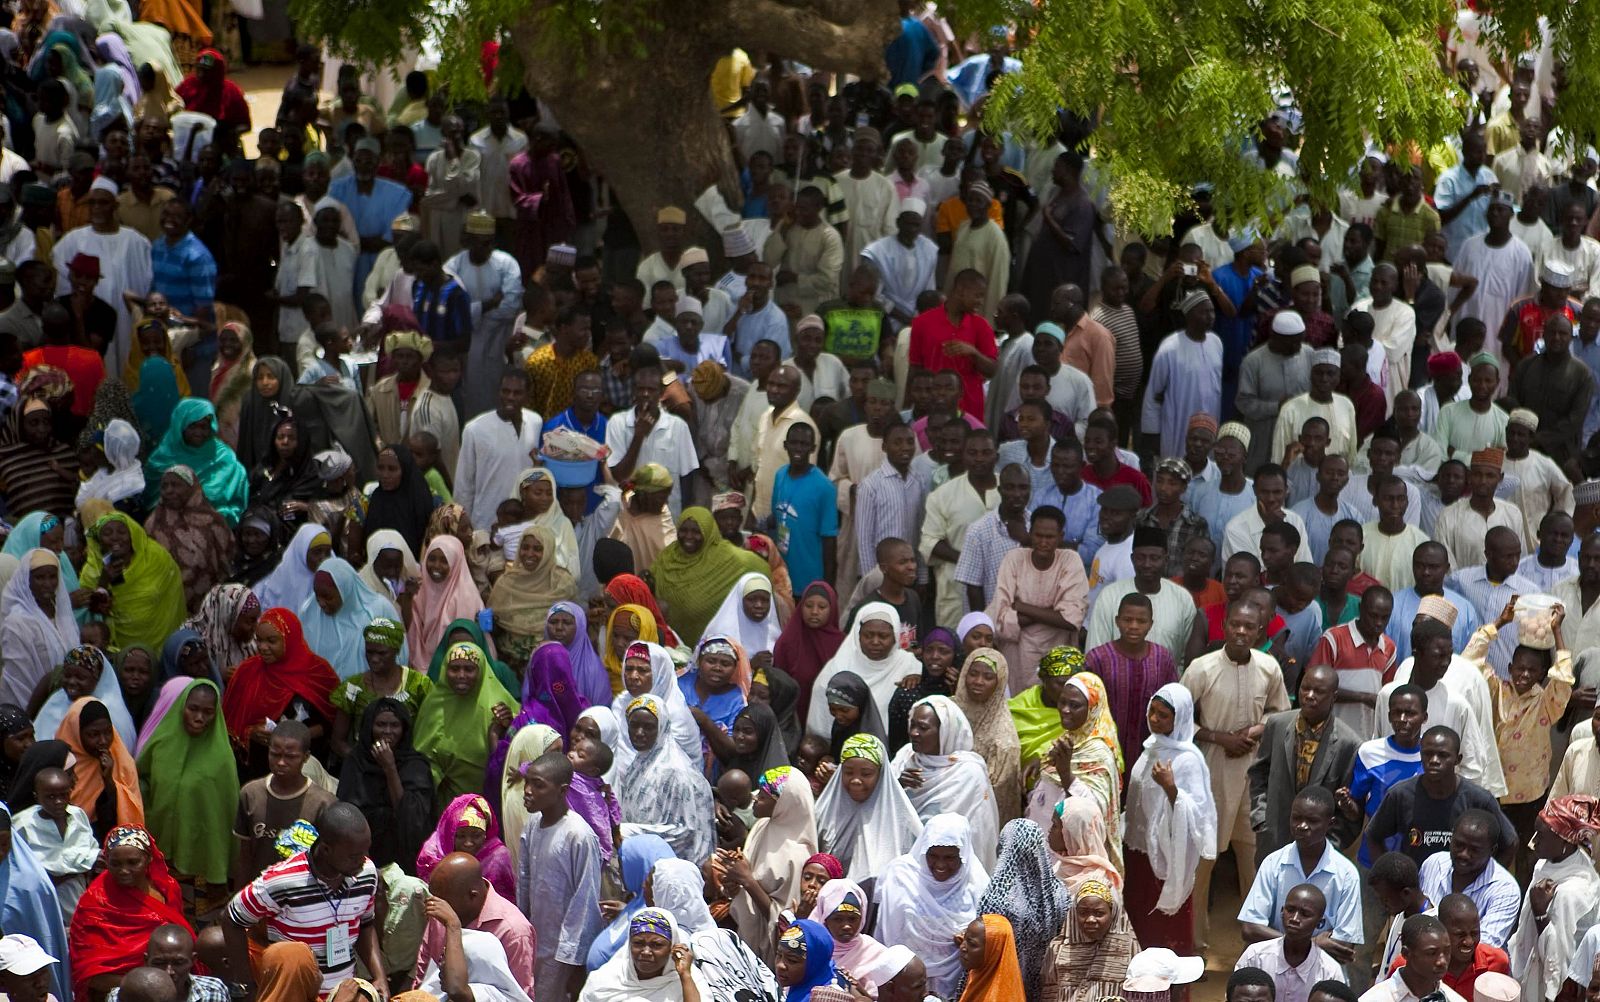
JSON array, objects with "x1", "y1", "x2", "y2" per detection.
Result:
[
  {"x1": 601, "y1": 603, "x2": 659, "y2": 694},
  {"x1": 1064, "y1": 672, "x2": 1123, "y2": 772}
]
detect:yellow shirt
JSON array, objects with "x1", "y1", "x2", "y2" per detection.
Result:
[
  {"x1": 1468, "y1": 623, "x2": 1573, "y2": 804},
  {"x1": 710, "y1": 50, "x2": 756, "y2": 118}
]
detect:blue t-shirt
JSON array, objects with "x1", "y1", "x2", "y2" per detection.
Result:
[
  {"x1": 1349, "y1": 736, "x2": 1423, "y2": 866},
  {"x1": 770, "y1": 464, "x2": 839, "y2": 599}
]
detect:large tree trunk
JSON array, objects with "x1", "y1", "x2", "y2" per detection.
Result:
[{"x1": 513, "y1": 0, "x2": 901, "y2": 255}]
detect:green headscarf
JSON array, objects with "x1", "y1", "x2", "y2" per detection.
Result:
[
  {"x1": 424, "y1": 617, "x2": 516, "y2": 692},
  {"x1": 649, "y1": 507, "x2": 770, "y2": 644},
  {"x1": 413, "y1": 642, "x2": 520, "y2": 804},
  {"x1": 1009, "y1": 682, "x2": 1067, "y2": 770},
  {"x1": 134, "y1": 679, "x2": 238, "y2": 883},
  {"x1": 144, "y1": 398, "x2": 249, "y2": 525},
  {"x1": 79, "y1": 512, "x2": 188, "y2": 652}
]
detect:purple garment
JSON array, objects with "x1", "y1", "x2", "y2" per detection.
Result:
[
  {"x1": 567, "y1": 770, "x2": 621, "y2": 861},
  {"x1": 133, "y1": 677, "x2": 189, "y2": 754},
  {"x1": 483, "y1": 640, "x2": 590, "y2": 815},
  {"x1": 414, "y1": 793, "x2": 518, "y2": 901},
  {"x1": 548, "y1": 601, "x2": 612, "y2": 708}
]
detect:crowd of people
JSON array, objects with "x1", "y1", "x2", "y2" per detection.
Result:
[{"x1": 3, "y1": 4, "x2": 1600, "y2": 1002}]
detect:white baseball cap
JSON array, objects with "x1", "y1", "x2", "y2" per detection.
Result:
[
  {"x1": 1125, "y1": 947, "x2": 1205, "y2": 988},
  {"x1": 0, "y1": 935, "x2": 58, "y2": 975}
]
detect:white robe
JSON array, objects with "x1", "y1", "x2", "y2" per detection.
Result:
[
  {"x1": 51, "y1": 225, "x2": 152, "y2": 374},
  {"x1": 455, "y1": 409, "x2": 543, "y2": 530},
  {"x1": 447, "y1": 249, "x2": 525, "y2": 418},
  {"x1": 834, "y1": 170, "x2": 898, "y2": 290},
  {"x1": 1355, "y1": 297, "x2": 1417, "y2": 412},
  {"x1": 861, "y1": 233, "x2": 938, "y2": 318},
  {"x1": 1141, "y1": 331, "x2": 1224, "y2": 458}
]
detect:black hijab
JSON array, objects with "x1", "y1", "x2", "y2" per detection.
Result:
[
  {"x1": 363, "y1": 445, "x2": 436, "y2": 555},
  {"x1": 824, "y1": 670, "x2": 887, "y2": 761},
  {"x1": 229, "y1": 503, "x2": 288, "y2": 587},
  {"x1": 248, "y1": 412, "x2": 322, "y2": 510},
  {"x1": 720, "y1": 703, "x2": 790, "y2": 778},
  {"x1": 761, "y1": 663, "x2": 802, "y2": 758},
  {"x1": 236, "y1": 357, "x2": 327, "y2": 473},
  {"x1": 336, "y1": 697, "x2": 435, "y2": 871},
  {"x1": 8, "y1": 739, "x2": 69, "y2": 811},
  {"x1": 0, "y1": 703, "x2": 33, "y2": 795}
]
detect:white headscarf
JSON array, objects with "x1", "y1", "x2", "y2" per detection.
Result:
[
  {"x1": 420, "y1": 929, "x2": 533, "y2": 1002},
  {"x1": 889, "y1": 694, "x2": 1000, "y2": 871},
  {"x1": 357, "y1": 528, "x2": 420, "y2": 618},
  {"x1": 34, "y1": 647, "x2": 138, "y2": 752},
  {"x1": 732, "y1": 766, "x2": 818, "y2": 946},
  {"x1": 616, "y1": 693, "x2": 716, "y2": 864},
  {"x1": 804, "y1": 602, "x2": 921, "y2": 738},
  {"x1": 0, "y1": 549, "x2": 79, "y2": 708},
  {"x1": 254, "y1": 522, "x2": 330, "y2": 610},
  {"x1": 578, "y1": 705, "x2": 621, "y2": 784},
  {"x1": 648, "y1": 858, "x2": 716, "y2": 935},
  {"x1": 76, "y1": 419, "x2": 145, "y2": 507},
  {"x1": 580, "y1": 907, "x2": 709, "y2": 1002},
  {"x1": 609, "y1": 641, "x2": 701, "y2": 768},
  {"x1": 874, "y1": 813, "x2": 990, "y2": 997},
  {"x1": 813, "y1": 733, "x2": 923, "y2": 882},
  {"x1": 1125, "y1": 682, "x2": 1217, "y2": 914},
  {"x1": 699, "y1": 571, "x2": 782, "y2": 655}
]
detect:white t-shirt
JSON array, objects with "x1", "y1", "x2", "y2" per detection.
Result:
[{"x1": 604, "y1": 409, "x2": 700, "y2": 518}]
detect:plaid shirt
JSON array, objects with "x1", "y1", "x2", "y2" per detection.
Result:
[
  {"x1": 150, "y1": 231, "x2": 218, "y2": 316},
  {"x1": 0, "y1": 373, "x2": 16, "y2": 428},
  {"x1": 1133, "y1": 504, "x2": 1210, "y2": 576},
  {"x1": 599, "y1": 356, "x2": 632, "y2": 412},
  {"x1": 412, "y1": 277, "x2": 474, "y2": 343},
  {"x1": 953, "y1": 509, "x2": 1025, "y2": 608}
]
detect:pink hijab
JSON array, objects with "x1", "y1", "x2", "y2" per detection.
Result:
[
  {"x1": 815, "y1": 878, "x2": 889, "y2": 981},
  {"x1": 414, "y1": 793, "x2": 517, "y2": 901},
  {"x1": 134, "y1": 677, "x2": 193, "y2": 754},
  {"x1": 1053, "y1": 796, "x2": 1122, "y2": 890},
  {"x1": 407, "y1": 535, "x2": 484, "y2": 669}
]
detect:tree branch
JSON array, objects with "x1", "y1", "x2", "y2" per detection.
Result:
[{"x1": 720, "y1": 0, "x2": 901, "y2": 78}]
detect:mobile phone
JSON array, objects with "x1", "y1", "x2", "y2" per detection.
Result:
[{"x1": 1182, "y1": 263, "x2": 1198, "y2": 277}]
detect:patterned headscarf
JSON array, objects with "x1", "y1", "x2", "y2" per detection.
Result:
[
  {"x1": 974, "y1": 819, "x2": 1069, "y2": 1002},
  {"x1": 105, "y1": 825, "x2": 152, "y2": 853},
  {"x1": 805, "y1": 852, "x2": 844, "y2": 880},
  {"x1": 629, "y1": 907, "x2": 675, "y2": 941},
  {"x1": 758, "y1": 765, "x2": 794, "y2": 797},
  {"x1": 363, "y1": 617, "x2": 405, "y2": 650},
  {"x1": 276, "y1": 819, "x2": 318, "y2": 859},
  {"x1": 1075, "y1": 878, "x2": 1116, "y2": 904},
  {"x1": 1540, "y1": 795, "x2": 1600, "y2": 846},
  {"x1": 839, "y1": 732, "x2": 884, "y2": 765},
  {"x1": 1065, "y1": 672, "x2": 1124, "y2": 771},
  {"x1": 1038, "y1": 646, "x2": 1085, "y2": 678}
]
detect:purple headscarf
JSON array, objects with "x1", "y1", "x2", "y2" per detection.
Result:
[
  {"x1": 133, "y1": 677, "x2": 191, "y2": 754},
  {"x1": 547, "y1": 601, "x2": 611, "y2": 707},
  {"x1": 568, "y1": 768, "x2": 622, "y2": 862},
  {"x1": 482, "y1": 641, "x2": 590, "y2": 816}
]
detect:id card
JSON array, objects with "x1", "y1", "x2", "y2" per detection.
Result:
[{"x1": 325, "y1": 924, "x2": 352, "y2": 968}]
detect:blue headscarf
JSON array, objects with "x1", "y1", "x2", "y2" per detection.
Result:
[
  {"x1": 159, "y1": 626, "x2": 221, "y2": 686},
  {"x1": 299, "y1": 557, "x2": 410, "y2": 679},
  {"x1": 585, "y1": 833, "x2": 675, "y2": 971},
  {"x1": 779, "y1": 919, "x2": 839, "y2": 1002},
  {"x1": 130, "y1": 357, "x2": 180, "y2": 449},
  {"x1": 90, "y1": 64, "x2": 130, "y2": 139},
  {"x1": 0, "y1": 802, "x2": 70, "y2": 1002},
  {"x1": 145, "y1": 398, "x2": 249, "y2": 525},
  {"x1": 0, "y1": 511, "x2": 79, "y2": 596}
]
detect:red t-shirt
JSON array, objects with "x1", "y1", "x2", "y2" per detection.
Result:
[
  {"x1": 908, "y1": 305, "x2": 998, "y2": 421},
  {"x1": 1391, "y1": 941, "x2": 1509, "y2": 997},
  {"x1": 22, "y1": 346, "x2": 105, "y2": 418},
  {"x1": 1082, "y1": 460, "x2": 1153, "y2": 507},
  {"x1": 1203, "y1": 602, "x2": 1287, "y2": 644}
]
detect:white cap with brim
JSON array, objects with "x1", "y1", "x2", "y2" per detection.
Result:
[
  {"x1": 0, "y1": 934, "x2": 58, "y2": 975},
  {"x1": 1125, "y1": 948, "x2": 1205, "y2": 988}
]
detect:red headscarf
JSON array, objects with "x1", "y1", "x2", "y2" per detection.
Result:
[
  {"x1": 605, "y1": 573, "x2": 680, "y2": 648},
  {"x1": 1540, "y1": 794, "x2": 1600, "y2": 846},
  {"x1": 220, "y1": 607, "x2": 338, "y2": 743},
  {"x1": 771, "y1": 581, "x2": 844, "y2": 722},
  {"x1": 68, "y1": 825, "x2": 192, "y2": 1000},
  {"x1": 174, "y1": 49, "x2": 251, "y2": 128}
]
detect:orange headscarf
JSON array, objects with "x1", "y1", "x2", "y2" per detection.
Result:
[
  {"x1": 58, "y1": 696, "x2": 144, "y2": 828},
  {"x1": 959, "y1": 914, "x2": 1026, "y2": 1002}
]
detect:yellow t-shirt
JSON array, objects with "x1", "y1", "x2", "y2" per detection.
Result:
[{"x1": 710, "y1": 49, "x2": 756, "y2": 118}]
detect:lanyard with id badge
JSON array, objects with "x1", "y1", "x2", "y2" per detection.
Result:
[{"x1": 318, "y1": 877, "x2": 355, "y2": 968}]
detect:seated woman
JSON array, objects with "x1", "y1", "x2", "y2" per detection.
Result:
[
  {"x1": 143, "y1": 465, "x2": 236, "y2": 613},
  {"x1": 617, "y1": 693, "x2": 716, "y2": 865},
  {"x1": 425, "y1": 617, "x2": 517, "y2": 694},
  {"x1": 886, "y1": 627, "x2": 960, "y2": 754},
  {"x1": 889, "y1": 694, "x2": 1000, "y2": 871},
  {"x1": 680, "y1": 636, "x2": 749, "y2": 764},
  {"x1": 955, "y1": 914, "x2": 1026, "y2": 1002},
  {"x1": 68, "y1": 825, "x2": 192, "y2": 1002},
  {"x1": 134, "y1": 679, "x2": 236, "y2": 902},
  {"x1": 876, "y1": 814, "x2": 988, "y2": 999},
  {"x1": 715, "y1": 703, "x2": 790, "y2": 781},
  {"x1": 489, "y1": 524, "x2": 577, "y2": 666},
  {"x1": 725, "y1": 765, "x2": 818, "y2": 961},
  {"x1": 579, "y1": 907, "x2": 708, "y2": 1002},
  {"x1": 412, "y1": 642, "x2": 518, "y2": 805},
  {"x1": 144, "y1": 397, "x2": 249, "y2": 526},
  {"x1": 821, "y1": 671, "x2": 886, "y2": 761},
  {"x1": 601, "y1": 604, "x2": 660, "y2": 694},
  {"x1": 774, "y1": 919, "x2": 855, "y2": 999},
  {"x1": 79, "y1": 512, "x2": 188, "y2": 653},
  {"x1": 335, "y1": 697, "x2": 435, "y2": 871},
  {"x1": 328, "y1": 618, "x2": 432, "y2": 761},
  {"x1": 812, "y1": 733, "x2": 922, "y2": 882},
  {"x1": 484, "y1": 643, "x2": 587, "y2": 805},
  {"x1": 804, "y1": 603, "x2": 921, "y2": 742},
  {"x1": 75, "y1": 419, "x2": 146, "y2": 518},
  {"x1": 1038, "y1": 880, "x2": 1140, "y2": 1002},
  {"x1": 300, "y1": 557, "x2": 409, "y2": 680},
  {"x1": 415, "y1": 793, "x2": 517, "y2": 901},
  {"x1": 496, "y1": 468, "x2": 579, "y2": 573},
  {"x1": 974, "y1": 820, "x2": 1068, "y2": 1002},
  {"x1": 814, "y1": 877, "x2": 888, "y2": 985},
  {"x1": 357, "y1": 529, "x2": 421, "y2": 622},
  {"x1": 219, "y1": 608, "x2": 339, "y2": 777},
  {"x1": 122, "y1": 316, "x2": 190, "y2": 396},
  {"x1": 252, "y1": 523, "x2": 333, "y2": 612}
]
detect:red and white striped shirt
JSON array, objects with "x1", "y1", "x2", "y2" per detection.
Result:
[{"x1": 227, "y1": 851, "x2": 378, "y2": 991}]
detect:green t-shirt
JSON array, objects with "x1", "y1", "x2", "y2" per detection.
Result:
[{"x1": 820, "y1": 302, "x2": 885, "y2": 359}]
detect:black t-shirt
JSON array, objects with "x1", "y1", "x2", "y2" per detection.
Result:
[{"x1": 1366, "y1": 775, "x2": 1515, "y2": 864}]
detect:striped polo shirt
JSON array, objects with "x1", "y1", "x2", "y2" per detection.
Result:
[{"x1": 227, "y1": 851, "x2": 378, "y2": 991}]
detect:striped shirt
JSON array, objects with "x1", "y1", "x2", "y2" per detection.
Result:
[
  {"x1": 953, "y1": 510, "x2": 1024, "y2": 608},
  {"x1": 853, "y1": 459, "x2": 929, "y2": 576},
  {"x1": 226, "y1": 851, "x2": 379, "y2": 991},
  {"x1": 1091, "y1": 301, "x2": 1144, "y2": 399},
  {"x1": 149, "y1": 231, "x2": 218, "y2": 317}
]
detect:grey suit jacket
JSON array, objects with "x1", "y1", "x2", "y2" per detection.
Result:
[{"x1": 1247, "y1": 708, "x2": 1362, "y2": 861}]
